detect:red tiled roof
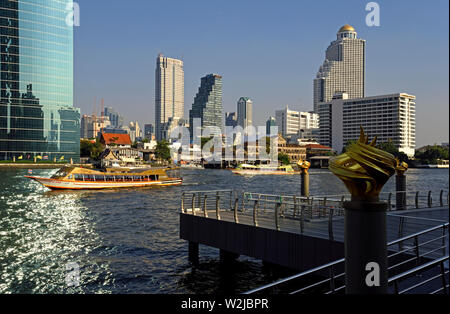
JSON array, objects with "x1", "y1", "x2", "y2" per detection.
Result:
[
  {"x1": 306, "y1": 144, "x2": 332, "y2": 150},
  {"x1": 101, "y1": 133, "x2": 132, "y2": 145}
]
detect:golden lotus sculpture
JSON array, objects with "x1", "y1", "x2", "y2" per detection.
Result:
[
  {"x1": 329, "y1": 127, "x2": 396, "y2": 200},
  {"x1": 297, "y1": 159, "x2": 311, "y2": 173},
  {"x1": 395, "y1": 158, "x2": 408, "y2": 176}
]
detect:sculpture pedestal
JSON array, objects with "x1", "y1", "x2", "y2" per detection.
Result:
[{"x1": 344, "y1": 199, "x2": 388, "y2": 294}]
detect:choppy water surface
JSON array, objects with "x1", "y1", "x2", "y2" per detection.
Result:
[{"x1": 0, "y1": 168, "x2": 448, "y2": 293}]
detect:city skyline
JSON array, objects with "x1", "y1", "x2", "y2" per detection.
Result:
[{"x1": 74, "y1": 0, "x2": 449, "y2": 147}]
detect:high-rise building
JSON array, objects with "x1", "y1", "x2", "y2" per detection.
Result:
[
  {"x1": 313, "y1": 24, "x2": 365, "y2": 112},
  {"x1": 275, "y1": 106, "x2": 319, "y2": 138},
  {"x1": 318, "y1": 92, "x2": 416, "y2": 157},
  {"x1": 155, "y1": 54, "x2": 184, "y2": 141},
  {"x1": 0, "y1": 0, "x2": 80, "y2": 161},
  {"x1": 225, "y1": 112, "x2": 238, "y2": 128},
  {"x1": 266, "y1": 117, "x2": 276, "y2": 135},
  {"x1": 144, "y1": 124, "x2": 154, "y2": 139},
  {"x1": 104, "y1": 107, "x2": 124, "y2": 128},
  {"x1": 189, "y1": 74, "x2": 223, "y2": 138},
  {"x1": 237, "y1": 97, "x2": 252, "y2": 129}
]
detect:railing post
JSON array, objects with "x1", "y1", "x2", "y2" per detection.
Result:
[
  {"x1": 216, "y1": 191, "x2": 221, "y2": 220},
  {"x1": 398, "y1": 217, "x2": 404, "y2": 251},
  {"x1": 230, "y1": 190, "x2": 233, "y2": 211},
  {"x1": 253, "y1": 199, "x2": 259, "y2": 227},
  {"x1": 191, "y1": 194, "x2": 196, "y2": 216},
  {"x1": 428, "y1": 191, "x2": 432, "y2": 208},
  {"x1": 242, "y1": 192, "x2": 246, "y2": 213},
  {"x1": 440, "y1": 261, "x2": 448, "y2": 295},
  {"x1": 415, "y1": 191, "x2": 419, "y2": 209},
  {"x1": 309, "y1": 197, "x2": 314, "y2": 219},
  {"x1": 197, "y1": 192, "x2": 201, "y2": 211},
  {"x1": 181, "y1": 192, "x2": 185, "y2": 213},
  {"x1": 300, "y1": 199, "x2": 304, "y2": 234},
  {"x1": 328, "y1": 207, "x2": 334, "y2": 240},
  {"x1": 203, "y1": 194, "x2": 208, "y2": 217},
  {"x1": 234, "y1": 197, "x2": 239, "y2": 223},
  {"x1": 440, "y1": 190, "x2": 444, "y2": 207},
  {"x1": 275, "y1": 201, "x2": 281, "y2": 231},
  {"x1": 293, "y1": 195, "x2": 298, "y2": 217},
  {"x1": 414, "y1": 235, "x2": 420, "y2": 266},
  {"x1": 322, "y1": 197, "x2": 327, "y2": 218}
]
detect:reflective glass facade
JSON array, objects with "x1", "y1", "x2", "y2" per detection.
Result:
[{"x1": 0, "y1": 0, "x2": 79, "y2": 162}]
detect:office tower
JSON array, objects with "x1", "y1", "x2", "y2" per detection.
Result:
[
  {"x1": 225, "y1": 112, "x2": 238, "y2": 128},
  {"x1": 104, "y1": 107, "x2": 124, "y2": 128},
  {"x1": 155, "y1": 54, "x2": 184, "y2": 140},
  {"x1": 275, "y1": 106, "x2": 319, "y2": 138},
  {"x1": 313, "y1": 24, "x2": 365, "y2": 112},
  {"x1": 266, "y1": 117, "x2": 276, "y2": 135},
  {"x1": 128, "y1": 121, "x2": 141, "y2": 142},
  {"x1": 0, "y1": 0, "x2": 80, "y2": 161},
  {"x1": 144, "y1": 124, "x2": 154, "y2": 139},
  {"x1": 318, "y1": 92, "x2": 416, "y2": 157},
  {"x1": 189, "y1": 74, "x2": 223, "y2": 138},
  {"x1": 237, "y1": 97, "x2": 253, "y2": 129}
]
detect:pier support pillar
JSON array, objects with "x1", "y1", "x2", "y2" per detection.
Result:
[
  {"x1": 188, "y1": 241, "x2": 199, "y2": 265},
  {"x1": 344, "y1": 199, "x2": 388, "y2": 294},
  {"x1": 395, "y1": 174, "x2": 407, "y2": 210},
  {"x1": 219, "y1": 249, "x2": 239, "y2": 266},
  {"x1": 300, "y1": 170, "x2": 309, "y2": 197}
]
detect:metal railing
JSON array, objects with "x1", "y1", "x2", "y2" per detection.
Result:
[
  {"x1": 181, "y1": 189, "x2": 448, "y2": 241},
  {"x1": 244, "y1": 222, "x2": 449, "y2": 294}
]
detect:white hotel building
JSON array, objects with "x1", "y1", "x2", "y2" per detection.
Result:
[
  {"x1": 275, "y1": 106, "x2": 319, "y2": 138},
  {"x1": 318, "y1": 92, "x2": 416, "y2": 157}
]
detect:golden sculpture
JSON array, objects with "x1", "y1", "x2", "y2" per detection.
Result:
[
  {"x1": 329, "y1": 126, "x2": 396, "y2": 199},
  {"x1": 395, "y1": 158, "x2": 408, "y2": 176},
  {"x1": 297, "y1": 159, "x2": 311, "y2": 173}
]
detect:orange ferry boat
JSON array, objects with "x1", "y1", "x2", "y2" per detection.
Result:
[{"x1": 25, "y1": 166, "x2": 182, "y2": 190}]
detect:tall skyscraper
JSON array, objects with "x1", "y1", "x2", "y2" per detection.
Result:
[
  {"x1": 189, "y1": 74, "x2": 223, "y2": 138},
  {"x1": 225, "y1": 112, "x2": 238, "y2": 128},
  {"x1": 266, "y1": 117, "x2": 276, "y2": 136},
  {"x1": 104, "y1": 107, "x2": 124, "y2": 128},
  {"x1": 237, "y1": 97, "x2": 253, "y2": 129},
  {"x1": 313, "y1": 24, "x2": 365, "y2": 112},
  {"x1": 155, "y1": 54, "x2": 184, "y2": 141},
  {"x1": 0, "y1": 0, "x2": 80, "y2": 161}
]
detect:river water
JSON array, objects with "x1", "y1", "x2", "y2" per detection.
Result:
[{"x1": 0, "y1": 168, "x2": 448, "y2": 293}]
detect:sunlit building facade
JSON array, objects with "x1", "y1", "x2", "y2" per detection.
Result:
[{"x1": 0, "y1": 0, "x2": 80, "y2": 161}]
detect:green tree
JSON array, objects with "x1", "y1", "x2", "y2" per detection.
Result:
[
  {"x1": 80, "y1": 139, "x2": 104, "y2": 160},
  {"x1": 415, "y1": 145, "x2": 449, "y2": 164},
  {"x1": 278, "y1": 153, "x2": 290, "y2": 165},
  {"x1": 155, "y1": 140, "x2": 171, "y2": 162},
  {"x1": 341, "y1": 140, "x2": 357, "y2": 153}
]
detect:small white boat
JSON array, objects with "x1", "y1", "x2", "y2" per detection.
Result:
[{"x1": 231, "y1": 164, "x2": 297, "y2": 175}]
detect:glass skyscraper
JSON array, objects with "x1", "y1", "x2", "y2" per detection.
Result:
[
  {"x1": 0, "y1": 0, "x2": 80, "y2": 162},
  {"x1": 189, "y1": 74, "x2": 223, "y2": 138}
]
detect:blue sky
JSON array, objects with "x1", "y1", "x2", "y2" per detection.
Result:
[{"x1": 74, "y1": 0, "x2": 449, "y2": 147}]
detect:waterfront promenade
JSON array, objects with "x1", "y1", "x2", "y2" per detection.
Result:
[{"x1": 180, "y1": 189, "x2": 449, "y2": 291}]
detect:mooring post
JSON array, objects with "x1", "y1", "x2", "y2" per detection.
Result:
[{"x1": 395, "y1": 167, "x2": 407, "y2": 210}]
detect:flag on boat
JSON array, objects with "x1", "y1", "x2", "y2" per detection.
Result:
[
  {"x1": 43, "y1": 155, "x2": 48, "y2": 160},
  {"x1": 28, "y1": 169, "x2": 33, "y2": 174},
  {"x1": 36, "y1": 155, "x2": 42, "y2": 159},
  {"x1": 60, "y1": 156, "x2": 64, "y2": 160},
  {"x1": 18, "y1": 155, "x2": 23, "y2": 160}
]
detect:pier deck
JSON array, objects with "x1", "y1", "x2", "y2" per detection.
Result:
[{"x1": 180, "y1": 190, "x2": 448, "y2": 272}]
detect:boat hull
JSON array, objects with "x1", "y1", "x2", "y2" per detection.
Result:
[
  {"x1": 231, "y1": 170, "x2": 298, "y2": 176},
  {"x1": 25, "y1": 176, "x2": 182, "y2": 190}
]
